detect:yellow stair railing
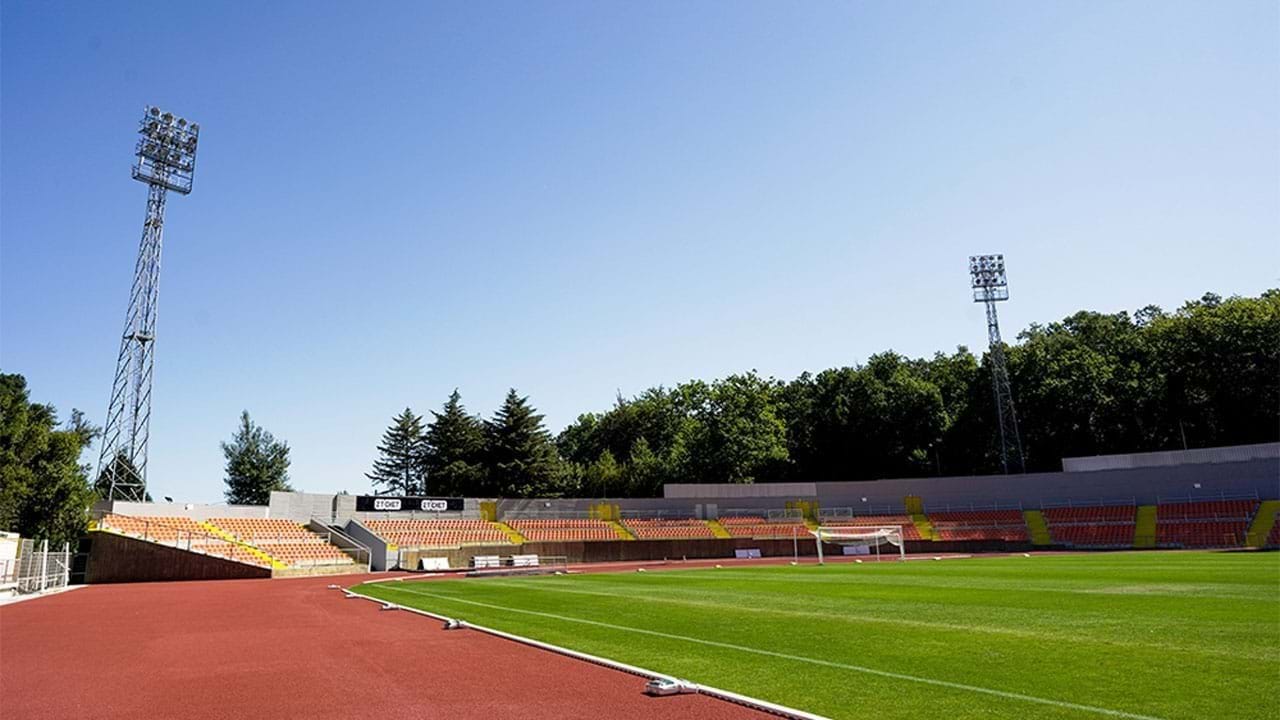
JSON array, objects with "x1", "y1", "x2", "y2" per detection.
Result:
[
  {"x1": 705, "y1": 519, "x2": 732, "y2": 539},
  {"x1": 1134, "y1": 505, "x2": 1157, "y2": 548},
  {"x1": 198, "y1": 521, "x2": 284, "y2": 568},
  {"x1": 608, "y1": 520, "x2": 636, "y2": 540},
  {"x1": 492, "y1": 521, "x2": 526, "y2": 544},
  {"x1": 1245, "y1": 500, "x2": 1280, "y2": 547},
  {"x1": 1023, "y1": 510, "x2": 1052, "y2": 546},
  {"x1": 909, "y1": 513, "x2": 938, "y2": 541}
]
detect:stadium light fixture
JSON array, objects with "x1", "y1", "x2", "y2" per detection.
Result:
[
  {"x1": 969, "y1": 254, "x2": 1009, "y2": 303},
  {"x1": 132, "y1": 105, "x2": 200, "y2": 195}
]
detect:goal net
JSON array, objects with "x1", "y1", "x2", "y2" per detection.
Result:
[{"x1": 811, "y1": 526, "x2": 905, "y2": 563}]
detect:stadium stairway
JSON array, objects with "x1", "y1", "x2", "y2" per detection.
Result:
[
  {"x1": 909, "y1": 513, "x2": 938, "y2": 541},
  {"x1": 1245, "y1": 500, "x2": 1280, "y2": 547},
  {"x1": 492, "y1": 521, "x2": 527, "y2": 544},
  {"x1": 198, "y1": 521, "x2": 284, "y2": 569},
  {"x1": 608, "y1": 520, "x2": 637, "y2": 540},
  {"x1": 705, "y1": 519, "x2": 732, "y2": 539},
  {"x1": 1023, "y1": 510, "x2": 1052, "y2": 546},
  {"x1": 1134, "y1": 505, "x2": 1157, "y2": 548}
]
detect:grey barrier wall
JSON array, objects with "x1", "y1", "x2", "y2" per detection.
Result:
[
  {"x1": 107, "y1": 500, "x2": 268, "y2": 520},
  {"x1": 1062, "y1": 442, "x2": 1279, "y2": 472},
  {"x1": 665, "y1": 456, "x2": 1279, "y2": 510},
  {"x1": 339, "y1": 519, "x2": 393, "y2": 571}
]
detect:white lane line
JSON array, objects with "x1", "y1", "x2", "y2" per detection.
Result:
[{"x1": 368, "y1": 584, "x2": 1168, "y2": 720}]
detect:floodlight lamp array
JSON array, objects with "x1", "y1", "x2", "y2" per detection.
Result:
[
  {"x1": 969, "y1": 254, "x2": 1009, "y2": 302},
  {"x1": 132, "y1": 105, "x2": 199, "y2": 194}
]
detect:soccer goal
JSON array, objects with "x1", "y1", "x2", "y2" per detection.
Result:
[{"x1": 811, "y1": 526, "x2": 905, "y2": 564}]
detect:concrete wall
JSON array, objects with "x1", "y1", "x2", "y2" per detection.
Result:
[
  {"x1": 1062, "y1": 442, "x2": 1279, "y2": 472},
  {"x1": 664, "y1": 456, "x2": 1279, "y2": 512},
  {"x1": 107, "y1": 500, "x2": 268, "y2": 520},
  {"x1": 85, "y1": 532, "x2": 270, "y2": 583}
]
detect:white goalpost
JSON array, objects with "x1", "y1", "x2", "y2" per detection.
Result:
[{"x1": 811, "y1": 526, "x2": 906, "y2": 564}]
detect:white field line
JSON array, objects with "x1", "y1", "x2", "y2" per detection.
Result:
[
  {"x1": 473, "y1": 577, "x2": 1276, "y2": 663},
  {"x1": 345, "y1": 580, "x2": 827, "y2": 720},
  {"x1": 373, "y1": 582, "x2": 1170, "y2": 720}
]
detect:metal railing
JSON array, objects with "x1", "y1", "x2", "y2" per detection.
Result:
[
  {"x1": 308, "y1": 520, "x2": 372, "y2": 570},
  {"x1": 921, "y1": 500, "x2": 1025, "y2": 513},
  {"x1": 98, "y1": 515, "x2": 271, "y2": 568},
  {"x1": 619, "y1": 508, "x2": 698, "y2": 520},
  {"x1": 818, "y1": 505, "x2": 904, "y2": 519},
  {"x1": 1039, "y1": 497, "x2": 1137, "y2": 509},
  {"x1": 14, "y1": 539, "x2": 71, "y2": 594},
  {"x1": 719, "y1": 508, "x2": 804, "y2": 522}
]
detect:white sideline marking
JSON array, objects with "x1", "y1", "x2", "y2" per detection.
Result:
[{"x1": 376, "y1": 584, "x2": 1168, "y2": 720}]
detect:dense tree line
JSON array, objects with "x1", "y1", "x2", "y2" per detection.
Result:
[
  {"x1": 374, "y1": 290, "x2": 1278, "y2": 498},
  {"x1": 0, "y1": 374, "x2": 99, "y2": 544}
]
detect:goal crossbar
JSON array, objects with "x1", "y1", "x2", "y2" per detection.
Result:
[{"x1": 810, "y1": 526, "x2": 906, "y2": 563}]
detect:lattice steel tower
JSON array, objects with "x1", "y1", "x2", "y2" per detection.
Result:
[
  {"x1": 98, "y1": 107, "x2": 200, "y2": 502},
  {"x1": 969, "y1": 254, "x2": 1025, "y2": 474}
]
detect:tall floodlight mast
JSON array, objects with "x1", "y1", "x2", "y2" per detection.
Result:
[
  {"x1": 97, "y1": 107, "x2": 200, "y2": 502},
  {"x1": 969, "y1": 254, "x2": 1025, "y2": 474}
]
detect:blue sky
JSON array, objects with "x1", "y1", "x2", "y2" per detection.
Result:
[{"x1": 2, "y1": 1, "x2": 1276, "y2": 502}]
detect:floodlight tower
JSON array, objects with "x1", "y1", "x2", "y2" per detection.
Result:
[
  {"x1": 969, "y1": 254, "x2": 1025, "y2": 474},
  {"x1": 97, "y1": 107, "x2": 200, "y2": 502}
]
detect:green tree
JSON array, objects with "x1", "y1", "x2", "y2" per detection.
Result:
[
  {"x1": 684, "y1": 372, "x2": 788, "y2": 484},
  {"x1": 221, "y1": 411, "x2": 292, "y2": 505},
  {"x1": 585, "y1": 449, "x2": 622, "y2": 498},
  {"x1": 421, "y1": 390, "x2": 486, "y2": 496},
  {"x1": 367, "y1": 408, "x2": 426, "y2": 495},
  {"x1": 0, "y1": 374, "x2": 98, "y2": 544},
  {"x1": 484, "y1": 389, "x2": 563, "y2": 497}
]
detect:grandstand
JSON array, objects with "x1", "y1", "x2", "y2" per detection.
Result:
[
  {"x1": 718, "y1": 514, "x2": 808, "y2": 539},
  {"x1": 71, "y1": 443, "x2": 1279, "y2": 579},
  {"x1": 926, "y1": 509, "x2": 1030, "y2": 542},
  {"x1": 816, "y1": 511, "x2": 923, "y2": 540},
  {"x1": 1156, "y1": 499, "x2": 1259, "y2": 548},
  {"x1": 361, "y1": 518, "x2": 510, "y2": 547},
  {"x1": 1042, "y1": 504, "x2": 1137, "y2": 547},
  {"x1": 506, "y1": 518, "x2": 618, "y2": 542},
  {"x1": 623, "y1": 517, "x2": 717, "y2": 540}
]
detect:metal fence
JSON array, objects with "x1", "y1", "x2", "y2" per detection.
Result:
[{"x1": 14, "y1": 539, "x2": 71, "y2": 594}]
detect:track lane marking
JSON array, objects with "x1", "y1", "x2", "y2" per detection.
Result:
[{"x1": 367, "y1": 583, "x2": 1170, "y2": 720}]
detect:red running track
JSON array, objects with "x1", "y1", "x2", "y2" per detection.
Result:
[{"x1": 0, "y1": 573, "x2": 771, "y2": 720}]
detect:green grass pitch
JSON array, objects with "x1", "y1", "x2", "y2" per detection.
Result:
[{"x1": 354, "y1": 552, "x2": 1279, "y2": 720}]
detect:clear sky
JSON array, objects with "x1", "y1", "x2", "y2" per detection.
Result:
[{"x1": 2, "y1": 1, "x2": 1277, "y2": 502}]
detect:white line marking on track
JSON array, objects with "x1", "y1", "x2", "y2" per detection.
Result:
[{"x1": 371, "y1": 584, "x2": 1169, "y2": 720}]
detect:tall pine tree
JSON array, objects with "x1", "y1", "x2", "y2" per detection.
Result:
[
  {"x1": 367, "y1": 407, "x2": 426, "y2": 495},
  {"x1": 421, "y1": 390, "x2": 485, "y2": 497},
  {"x1": 222, "y1": 411, "x2": 292, "y2": 505},
  {"x1": 484, "y1": 389, "x2": 563, "y2": 497}
]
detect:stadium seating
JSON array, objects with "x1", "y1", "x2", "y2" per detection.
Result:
[
  {"x1": 1156, "y1": 500, "x2": 1259, "y2": 522},
  {"x1": 820, "y1": 515, "x2": 923, "y2": 541},
  {"x1": 363, "y1": 519, "x2": 510, "y2": 547},
  {"x1": 97, "y1": 514, "x2": 272, "y2": 567},
  {"x1": 927, "y1": 510, "x2": 1029, "y2": 542},
  {"x1": 622, "y1": 518, "x2": 716, "y2": 540},
  {"x1": 208, "y1": 517, "x2": 319, "y2": 543},
  {"x1": 207, "y1": 518, "x2": 360, "y2": 567},
  {"x1": 1042, "y1": 505, "x2": 1136, "y2": 547},
  {"x1": 507, "y1": 518, "x2": 618, "y2": 542},
  {"x1": 1267, "y1": 514, "x2": 1280, "y2": 548},
  {"x1": 1155, "y1": 500, "x2": 1259, "y2": 548},
  {"x1": 718, "y1": 515, "x2": 809, "y2": 539},
  {"x1": 1042, "y1": 506, "x2": 1136, "y2": 523}
]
